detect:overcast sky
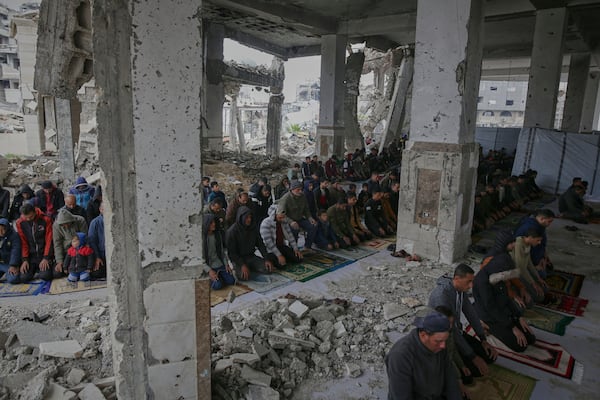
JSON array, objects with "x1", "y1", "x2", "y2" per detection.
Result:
[{"x1": 224, "y1": 39, "x2": 321, "y2": 101}]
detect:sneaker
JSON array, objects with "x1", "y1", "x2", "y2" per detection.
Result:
[
  {"x1": 80, "y1": 271, "x2": 91, "y2": 281},
  {"x1": 67, "y1": 272, "x2": 79, "y2": 282}
]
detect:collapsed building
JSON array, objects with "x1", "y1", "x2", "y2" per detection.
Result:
[{"x1": 15, "y1": 0, "x2": 600, "y2": 398}]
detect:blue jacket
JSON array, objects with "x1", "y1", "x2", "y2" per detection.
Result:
[
  {"x1": 514, "y1": 217, "x2": 545, "y2": 265},
  {"x1": 0, "y1": 218, "x2": 21, "y2": 266},
  {"x1": 88, "y1": 215, "x2": 105, "y2": 260},
  {"x1": 315, "y1": 219, "x2": 338, "y2": 248},
  {"x1": 69, "y1": 177, "x2": 95, "y2": 210}
]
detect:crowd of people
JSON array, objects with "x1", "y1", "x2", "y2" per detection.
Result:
[
  {"x1": 0, "y1": 178, "x2": 105, "y2": 285},
  {"x1": 200, "y1": 153, "x2": 401, "y2": 289}
]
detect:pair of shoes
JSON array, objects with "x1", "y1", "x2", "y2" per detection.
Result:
[{"x1": 391, "y1": 249, "x2": 409, "y2": 258}]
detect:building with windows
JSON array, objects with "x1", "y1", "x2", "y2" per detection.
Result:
[{"x1": 0, "y1": 4, "x2": 20, "y2": 107}]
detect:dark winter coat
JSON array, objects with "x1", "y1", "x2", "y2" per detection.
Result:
[
  {"x1": 16, "y1": 207, "x2": 54, "y2": 261},
  {"x1": 0, "y1": 218, "x2": 21, "y2": 266},
  {"x1": 226, "y1": 206, "x2": 268, "y2": 267},
  {"x1": 0, "y1": 185, "x2": 9, "y2": 219},
  {"x1": 35, "y1": 185, "x2": 65, "y2": 220},
  {"x1": 64, "y1": 232, "x2": 94, "y2": 274},
  {"x1": 9, "y1": 184, "x2": 35, "y2": 221}
]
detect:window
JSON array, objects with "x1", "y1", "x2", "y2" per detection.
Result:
[
  {"x1": 490, "y1": 86, "x2": 498, "y2": 91},
  {"x1": 488, "y1": 100, "x2": 497, "y2": 105},
  {"x1": 500, "y1": 111, "x2": 512, "y2": 117},
  {"x1": 482, "y1": 111, "x2": 494, "y2": 116},
  {"x1": 505, "y1": 100, "x2": 514, "y2": 106}
]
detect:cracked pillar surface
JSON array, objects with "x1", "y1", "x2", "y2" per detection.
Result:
[
  {"x1": 266, "y1": 57, "x2": 285, "y2": 157},
  {"x1": 93, "y1": 1, "x2": 210, "y2": 399},
  {"x1": 396, "y1": 0, "x2": 483, "y2": 263},
  {"x1": 562, "y1": 53, "x2": 591, "y2": 132},
  {"x1": 205, "y1": 22, "x2": 225, "y2": 151},
  {"x1": 523, "y1": 7, "x2": 567, "y2": 129},
  {"x1": 54, "y1": 97, "x2": 80, "y2": 185},
  {"x1": 344, "y1": 51, "x2": 366, "y2": 152},
  {"x1": 316, "y1": 34, "x2": 347, "y2": 158},
  {"x1": 580, "y1": 70, "x2": 600, "y2": 132}
]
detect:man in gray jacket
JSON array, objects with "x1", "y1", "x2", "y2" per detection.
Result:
[
  {"x1": 260, "y1": 205, "x2": 303, "y2": 268},
  {"x1": 278, "y1": 181, "x2": 317, "y2": 249},
  {"x1": 53, "y1": 208, "x2": 88, "y2": 275},
  {"x1": 428, "y1": 263, "x2": 497, "y2": 379}
]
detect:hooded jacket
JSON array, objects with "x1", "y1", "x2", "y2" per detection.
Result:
[
  {"x1": 88, "y1": 214, "x2": 105, "y2": 261},
  {"x1": 473, "y1": 252, "x2": 522, "y2": 329},
  {"x1": 16, "y1": 207, "x2": 53, "y2": 261},
  {"x1": 260, "y1": 205, "x2": 298, "y2": 257},
  {"x1": 251, "y1": 185, "x2": 272, "y2": 223},
  {"x1": 64, "y1": 232, "x2": 94, "y2": 273},
  {"x1": 0, "y1": 218, "x2": 21, "y2": 266},
  {"x1": 203, "y1": 213, "x2": 225, "y2": 270},
  {"x1": 35, "y1": 184, "x2": 65, "y2": 220},
  {"x1": 9, "y1": 184, "x2": 35, "y2": 221},
  {"x1": 86, "y1": 185, "x2": 102, "y2": 224},
  {"x1": 53, "y1": 209, "x2": 88, "y2": 264},
  {"x1": 0, "y1": 185, "x2": 9, "y2": 219},
  {"x1": 514, "y1": 217, "x2": 546, "y2": 265},
  {"x1": 226, "y1": 206, "x2": 268, "y2": 267},
  {"x1": 68, "y1": 177, "x2": 95, "y2": 210}
]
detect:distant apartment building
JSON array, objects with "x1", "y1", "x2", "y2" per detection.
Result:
[
  {"x1": 477, "y1": 79, "x2": 567, "y2": 129},
  {"x1": 296, "y1": 80, "x2": 320, "y2": 102},
  {"x1": 0, "y1": 4, "x2": 19, "y2": 106}
]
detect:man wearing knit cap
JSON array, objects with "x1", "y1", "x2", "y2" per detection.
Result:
[
  {"x1": 278, "y1": 180, "x2": 317, "y2": 249},
  {"x1": 385, "y1": 311, "x2": 461, "y2": 400}
]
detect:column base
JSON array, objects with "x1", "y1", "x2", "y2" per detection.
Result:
[
  {"x1": 396, "y1": 141, "x2": 479, "y2": 263},
  {"x1": 316, "y1": 126, "x2": 344, "y2": 158}
]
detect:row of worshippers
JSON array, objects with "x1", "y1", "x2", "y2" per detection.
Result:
[
  {"x1": 386, "y1": 207, "x2": 557, "y2": 399},
  {"x1": 0, "y1": 178, "x2": 105, "y2": 285},
  {"x1": 558, "y1": 177, "x2": 600, "y2": 224},
  {"x1": 202, "y1": 179, "x2": 398, "y2": 290},
  {"x1": 472, "y1": 169, "x2": 542, "y2": 233}
]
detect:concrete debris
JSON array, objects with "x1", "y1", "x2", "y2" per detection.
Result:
[
  {"x1": 246, "y1": 384, "x2": 280, "y2": 400},
  {"x1": 16, "y1": 366, "x2": 56, "y2": 400},
  {"x1": 240, "y1": 365, "x2": 272, "y2": 387},
  {"x1": 383, "y1": 303, "x2": 410, "y2": 321},
  {"x1": 288, "y1": 301, "x2": 309, "y2": 319},
  {"x1": 66, "y1": 367, "x2": 86, "y2": 386},
  {"x1": 39, "y1": 340, "x2": 84, "y2": 359},
  {"x1": 78, "y1": 383, "x2": 106, "y2": 400},
  {"x1": 11, "y1": 321, "x2": 69, "y2": 348},
  {"x1": 45, "y1": 383, "x2": 77, "y2": 400}
]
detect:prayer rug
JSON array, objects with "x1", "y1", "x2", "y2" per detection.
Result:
[
  {"x1": 0, "y1": 280, "x2": 50, "y2": 297},
  {"x1": 321, "y1": 246, "x2": 377, "y2": 261},
  {"x1": 301, "y1": 252, "x2": 353, "y2": 270},
  {"x1": 536, "y1": 292, "x2": 588, "y2": 316},
  {"x1": 545, "y1": 270, "x2": 585, "y2": 297},
  {"x1": 243, "y1": 272, "x2": 294, "y2": 294},
  {"x1": 485, "y1": 334, "x2": 583, "y2": 381},
  {"x1": 468, "y1": 364, "x2": 536, "y2": 400},
  {"x1": 277, "y1": 263, "x2": 330, "y2": 282},
  {"x1": 364, "y1": 238, "x2": 392, "y2": 250},
  {"x1": 48, "y1": 278, "x2": 107, "y2": 295},
  {"x1": 523, "y1": 307, "x2": 575, "y2": 336},
  {"x1": 210, "y1": 283, "x2": 253, "y2": 307}
]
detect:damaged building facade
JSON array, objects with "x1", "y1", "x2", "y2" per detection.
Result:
[{"x1": 27, "y1": 0, "x2": 600, "y2": 398}]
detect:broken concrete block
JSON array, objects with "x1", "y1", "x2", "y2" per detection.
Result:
[
  {"x1": 386, "y1": 331, "x2": 406, "y2": 344},
  {"x1": 333, "y1": 321, "x2": 347, "y2": 338},
  {"x1": 282, "y1": 328, "x2": 297, "y2": 337},
  {"x1": 66, "y1": 367, "x2": 86, "y2": 386},
  {"x1": 288, "y1": 301, "x2": 309, "y2": 319},
  {"x1": 308, "y1": 307, "x2": 335, "y2": 322},
  {"x1": 39, "y1": 340, "x2": 84, "y2": 359},
  {"x1": 238, "y1": 327, "x2": 253, "y2": 339},
  {"x1": 267, "y1": 332, "x2": 315, "y2": 350},
  {"x1": 247, "y1": 384, "x2": 280, "y2": 400},
  {"x1": 78, "y1": 383, "x2": 106, "y2": 400},
  {"x1": 230, "y1": 353, "x2": 260, "y2": 366},
  {"x1": 240, "y1": 365, "x2": 272, "y2": 387},
  {"x1": 214, "y1": 358, "x2": 233, "y2": 373},
  {"x1": 45, "y1": 383, "x2": 77, "y2": 400},
  {"x1": 16, "y1": 367, "x2": 56, "y2": 400},
  {"x1": 351, "y1": 295, "x2": 366, "y2": 304},
  {"x1": 401, "y1": 297, "x2": 422, "y2": 308},
  {"x1": 15, "y1": 354, "x2": 36, "y2": 371},
  {"x1": 12, "y1": 321, "x2": 69, "y2": 348},
  {"x1": 314, "y1": 320, "x2": 334, "y2": 341},
  {"x1": 346, "y1": 362, "x2": 362, "y2": 377},
  {"x1": 252, "y1": 341, "x2": 270, "y2": 358},
  {"x1": 383, "y1": 303, "x2": 410, "y2": 321}
]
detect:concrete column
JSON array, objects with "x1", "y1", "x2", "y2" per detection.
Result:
[
  {"x1": 580, "y1": 71, "x2": 600, "y2": 132},
  {"x1": 316, "y1": 34, "x2": 346, "y2": 158},
  {"x1": 397, "y1": 0, "x2": 484, "y2": 263},
  {"x1": 523, "y1": 8, "x2": 567, "y2": 129},
  {"x1": 93, "y1": 1, "x2": 209, "y2": 399},
  {"x1": 205, "y1": 22, "x2": 225, "y2": 151},
  {"x1": 54, "y1": 97, "x2": 78, "y2": 185},
  {"x1": 266, "y1": 57, "x2": 284, "y2": 157},
  {"x1": 344, "y1": 50, "x2": 366, "y2": 151},
  {"x1": 562, "y1": 53, "x2": 591, "y2": 132}
]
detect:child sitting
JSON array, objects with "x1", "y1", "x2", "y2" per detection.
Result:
[
  {"x1": 64, "y1": 232, "x2": 95, "y2": 282},
  {"x1": 314, "y1": 209, "x2": 341, "y2": 250}
]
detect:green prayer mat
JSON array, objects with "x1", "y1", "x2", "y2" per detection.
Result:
[
  {"x1": 468, "y1": 364, "x2": 536, "y2": 400},
  {"x1": 278, "y1": 263, "x2": 329, "y2": 282},
  {"x1": 523, "y1": 307, "x2": 575, "y2": 336}
]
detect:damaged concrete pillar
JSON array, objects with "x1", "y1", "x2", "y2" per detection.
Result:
[
  {"x1": 523, "y1": 7, "x2": 567, "y2": 129},
  {"x1": 93, "y1": 1, "x2": 210, "y2": 398},
  {"x1": 397, "y1": 0, "x2": 483, "y2": 263},
  {"x1": 204, "y1": 22, "x2": 225, "y2": 151},
  {"x1": 580, "y1": 70, "x2": 600, "y2": 132},
  {"x1": 379, "y1": 49, "x2": 413, "y2": 152},
  {"x1": 562, "y1": 53, "x2": 591, "y2": 132},
  {"x1": 344, "y1": 50, "x2": 365, "y2": 152},
  {"x1": 54, "y1": 98, "x2": 80, "y2": 185},
  {"x1": 316, "y1": 34, "x2": 347, "y2": 158},
  {"x1": 266, "y1": 57, "x2": 285, "y2": 157}
]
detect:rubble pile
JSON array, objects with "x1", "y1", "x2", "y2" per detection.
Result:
[
  {"x1": 211, "y1": 260, "x2": 453, "y2": 400},
  {"x1": 3, "y1": 156, "x2": 61, "y2": 188},
  {"x1": 0, "y1": 299, "x2": 114, "y2": 400}
]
